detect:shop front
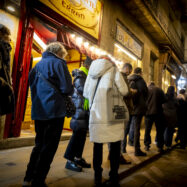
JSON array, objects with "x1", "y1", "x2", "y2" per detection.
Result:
[
  {"x1": 3, "y1": 0, "x2": 104, "y2": 138},
  {"x1": 159, "y1": 46, "x2": 183, "y2": 93},
  {"x1": 113, "y1": 20, "x2": 143, "y2": 71}
]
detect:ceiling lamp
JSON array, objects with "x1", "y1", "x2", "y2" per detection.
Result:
[
  {"x1": 76, "y1": 37, "x2": 83, "y2": 45},
  {"x1": 70, "y1": 34, "x2": 75, "y2": 38},
  {"x1": 84, "y1": 42, "x2": 89, "y2": 48},
  {"x1": 171, "y1": 75, "x2": 176, "y2": 79},
  {"x1": 7, "y1": 6, "x2": 15, "y2": 12}
]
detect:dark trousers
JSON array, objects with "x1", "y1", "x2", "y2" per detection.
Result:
[
  {"x1": 128, "y1": 117, "x2": 135, "y2": 144},
  {"x1": 144, "y1": 114, "x2": 165, "y2": 149},
  {"x1": 93, "y1": 141, "x2": 120, "y2": 183},
  {"x1": 24, "y1": 118, "x2": 64, "y2": 184},
  {"x1": 64, "y1": 129, "x2": 87, "y2": 161},
  {"x1": 164, "y1": 126, "x2": 174, "y2": 147},
  {"x1": 131, "y1": 115, "x2": 143, "y2": 152},
  {"x1": 121, "y1": 116, "x2": 134, "y2": 152}
]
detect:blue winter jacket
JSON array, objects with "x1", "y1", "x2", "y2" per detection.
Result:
[{"x1": 29, "y1": 51, "x2": 73, "y2": 120}]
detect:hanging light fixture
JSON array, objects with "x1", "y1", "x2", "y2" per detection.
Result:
[{"x1": 171, "y1": 75, "x2": 176, "y2": 79}]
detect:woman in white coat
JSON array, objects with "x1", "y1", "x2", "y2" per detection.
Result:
[{"x1": 83, "y1": 56, "x2": 129, "y2": 186}]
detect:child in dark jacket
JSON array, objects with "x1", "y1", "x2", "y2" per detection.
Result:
[{"x1": 64, "y1": 57, "x2": 92, "y2": 172}]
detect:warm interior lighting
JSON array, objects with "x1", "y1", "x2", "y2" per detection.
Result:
[
  {"x1": 164, "y1": 81, "x2": 169, "y2": 85},
  {"x1": 33, "y1": 32, "x2": 47, "y2": 50},
  {"x1": 95, "y1": 48, "x2": 101, "y2": 55},
  {"x1": 7, "y1": 6, "x2": 15, "y2": 12},
  {"x1": 101, "y1": 50, "x2": 107, "y2": 56},
  {"x1": 84, "y1": 42, "x2": 89, "y2": 48},
  {"x1": 76, "y1": 37, "x2": 83, "y2": 44},
  {"x1": 33, "y1": 57, "x2": 42, "y2": 61},
  {"x1": 90, "y1": 46, "x2": 95, "y2": 51},
  {"x1": 115, "y1": 43, "x2": 137, "y2": 61},
  {"x1": 68, "y1": 33, "x2": 130, "y2": 67},
  {"x1": 70, "y1": 34, "x2": 75, "y2": 38},
  {"x1": 171, "y1": 75, "x2": 176, "y2": 79}
]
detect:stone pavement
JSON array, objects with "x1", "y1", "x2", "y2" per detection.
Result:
[
  {"x1": 0, "y1": 127, "x2": 179, "y2": 187},
  {"x1": 120, "y1": 148, "x2": 187, "y2": 187}
]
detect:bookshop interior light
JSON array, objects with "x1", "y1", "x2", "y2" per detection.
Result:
[
  {"x1": 33, "y1": 32, "x2": 47, "y2": 50},
  {"x1": 115, "y1": 43, "x2": 137, "y2": 61}
]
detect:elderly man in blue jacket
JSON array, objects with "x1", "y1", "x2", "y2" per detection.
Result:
[{"x1": 23, "y1": 42, "x2": 73, "y2": 187}]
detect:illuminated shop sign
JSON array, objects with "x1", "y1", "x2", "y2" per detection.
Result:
[
  {"x1": 116, "y1": 22, "x2": 143, "y2": 59},
  {"x1": 39, "y1": 0, "x2": 102, "y2": 39}
]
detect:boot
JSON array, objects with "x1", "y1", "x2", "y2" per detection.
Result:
[{"x1": 94, "y1": 172, "x2": 102, "y2": 187}]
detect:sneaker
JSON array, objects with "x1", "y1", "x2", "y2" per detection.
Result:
[
  {"x1": 104, "y1": 180, "x2": 120, "y2": 187},
  {"x1": 74, "y1": 158, "x2": 91, "y2": 168},
  {"x1": 65, "y1": 161, "x2": 82, "y2": 172},
  {"x1": 22, "y1": 181, "x2": 31, "y2": 187},
  {"x1": 119, "y1": 155, "x2": 131, "y2": 165},
  {"x1": 166, "y1": 146, "x2": 172, "y2": 150},
  {"x1": 144, "y1": 146, "x2": 150, "y2": 151},
  {"x1": 135, "y1": 149, "x2": 147, "y2": 156}
]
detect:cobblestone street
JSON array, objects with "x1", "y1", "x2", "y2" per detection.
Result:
[{"x1": 120, "y1": 148, "x2": 187, "y2": 187}]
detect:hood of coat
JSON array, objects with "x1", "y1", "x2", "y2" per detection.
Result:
[
  {"x1": 88, "y1": 58, "x2": 114, "y2": 79},
  {"x1": 72, "y1": 68, "x2": 87, "y2": 79},
  {"x1": 128, "y1": 73, "x2": 142, "y2": 82}
]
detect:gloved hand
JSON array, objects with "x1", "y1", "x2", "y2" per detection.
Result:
[{"x1": 83, "y1": 98, "x2": 89, "y2": 111}]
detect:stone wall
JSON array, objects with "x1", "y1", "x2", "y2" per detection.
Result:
[{"x1": 99, "y1": 0, "x2": 159, "y2": 84}]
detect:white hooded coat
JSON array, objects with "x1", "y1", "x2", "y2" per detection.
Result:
[{"x1": 83, "y1": 58, "x2": 129, "y2": 143}]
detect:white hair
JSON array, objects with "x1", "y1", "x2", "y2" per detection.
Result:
[{"x1": 46, "y1": 42, "x2": 67, "y2": 59}]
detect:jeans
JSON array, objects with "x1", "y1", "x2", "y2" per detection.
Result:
[
  {"x1": 121, "y1": 116, "x2": 134, "y2": 152},
  {"x1": 93, "y1": 141, "x2": 120, "y2": 183},
  {"x1": 144, "y1": 114, "x2": 165, "y2": 149},
  {"x1": 64, "y1": 129, "x2": 87, "y2": 161},
  {"x1": 24, "y1": 118, "x2": 64, "y2": 184},
  {"x1": 131, "y1": 115, "x2": 143, "y2": 152}
]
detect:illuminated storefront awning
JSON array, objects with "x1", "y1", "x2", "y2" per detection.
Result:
[
  {"x1": 57, "y1": 29, "x2": 104, "y2": 59},
  {"x1": 159, "y1": 46, "x2": 186, "y2": 79}
]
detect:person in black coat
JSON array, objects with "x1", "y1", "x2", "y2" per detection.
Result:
[
  {"x1": 128, "y1": 67, "x2": 148, "y2": 156},
  {"x1": 176, "y1": 89, "x2": 187, "y2": 149},
  {"x1": 0, "y1": 24, "x2": 14, "y2": 140},
  {"x1": 144, "y1": 82, "x2": 166, "y2": 152},
  {"x1": 64, "y1": 57, "x2": 92, "y2": 172},
  {"x1": 163, "y1": 86, "x2": 178, "y2": 149}
]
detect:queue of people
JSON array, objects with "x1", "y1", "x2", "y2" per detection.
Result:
[
  {"x1": 0, "y1": 24, "x2": 186, "y2": 187},
  {"x1": 16, "y1": 43, "x2": 187, "y2": 187}
]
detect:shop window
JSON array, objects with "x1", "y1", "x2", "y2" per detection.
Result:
[{"x1": 113, "y1": 44, "x2": 141, "y2": 71}]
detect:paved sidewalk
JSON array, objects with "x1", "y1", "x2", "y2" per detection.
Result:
[{"x1": 0, "y1": 128, "x2": 178, "y2": 187}]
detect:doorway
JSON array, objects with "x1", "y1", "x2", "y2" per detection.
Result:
[{"x1": 20, "y1": 16, "x2": 86, "y2": 137}]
